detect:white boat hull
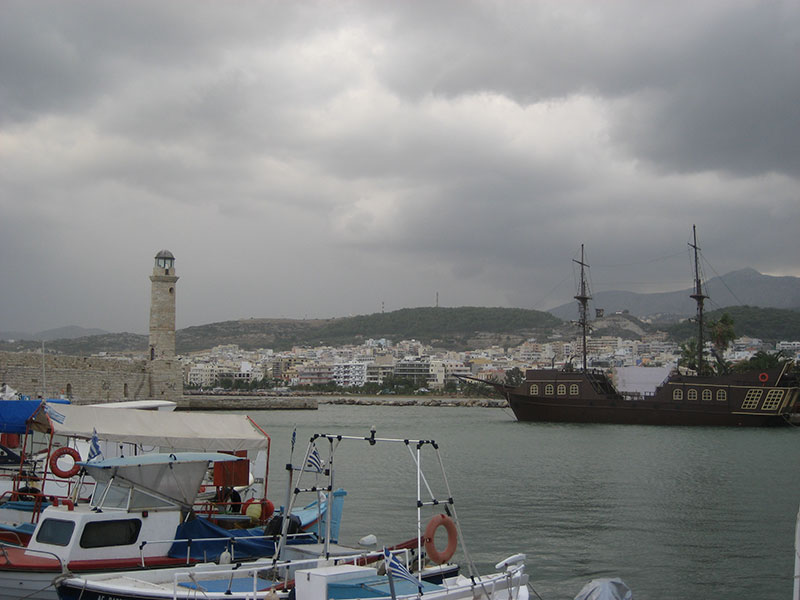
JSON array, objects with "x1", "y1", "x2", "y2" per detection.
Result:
[
  {"x1": 56, "y1": 559, "x2": 530, "y2": 600},
  {"x1": 0, "y1": 570, "x2": 61, "y2": 600}
]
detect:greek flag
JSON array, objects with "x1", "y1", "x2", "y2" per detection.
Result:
[
  {"x1": 383, "y1": 547, "x2": 421, "y2": 590},
  {"x1": 306, "y1": 446, "x2": 324, "y2": 473},
  {"x1": 88, "y1": 429, "x2": 103, "y2": 462},
  {"x1": 44, "y1": 404, "x2": 66, "y2": 424}
]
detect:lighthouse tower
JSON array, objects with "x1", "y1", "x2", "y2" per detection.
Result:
[
  {"x1": 148, "y1": 250, "x2": 178, "y2": 360},
  {"x1": 146, "y1": 250, "x2": 182, "y2": 402}
]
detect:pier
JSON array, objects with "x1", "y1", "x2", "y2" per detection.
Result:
[{"x1": 176, "y1": 394, "x2": 318, "y2": 411}]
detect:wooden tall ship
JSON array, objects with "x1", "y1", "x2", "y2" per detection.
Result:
[{"x1": 478, "y1": 229, "x2": 799, "y2": 427}]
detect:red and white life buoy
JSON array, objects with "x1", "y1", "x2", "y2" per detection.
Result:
[
  {"x1": 49, "y1": 447, "x2": 81, "y2": 479},
  {"x1": 424, "y1": 514, "x2": 458, "y2": 564},
  {"x1": 759, "y1": 372, "x2": 769, "y2": 383}
]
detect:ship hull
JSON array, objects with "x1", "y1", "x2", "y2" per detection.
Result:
[
  {"x1": 496, "y1": 367, "x2": 799, "y2": 427},
  {"x1": 506, "y1": 394, "x2": 789, "y2": 427}
]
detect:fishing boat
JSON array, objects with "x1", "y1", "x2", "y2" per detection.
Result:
[
  {"x1": 0, "y1": 452, "x2": 342, "y2": 600},
  {"x1": 54, "y1": 428, "x2": 531, "y2": 600},
  {"x1": 468, "y1": 227, "x2": 799, "y2": 426},
  {"x1": 0, "y1": 408, "x2": 344, "y2": 600},
  {"x1": 0, "y1": 402, "x2": 268, "y2": 544}
]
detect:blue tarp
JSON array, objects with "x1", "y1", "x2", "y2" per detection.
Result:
[
  {"x1": 167, "y1": 517, "x2": 317, "y2": 562},
  {"x1": 0, "y1": 400, "x2": 44, "y2": 434},
  {"x1": 0, "y1": 399, "x2": 70, "y2": 434}
]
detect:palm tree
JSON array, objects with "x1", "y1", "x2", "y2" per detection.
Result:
[
  {"x1": 731, "y1": 350, "x2": 791, "y2": 373},
  {"x1": 678, "y1": 339, "x2": 704, "y2": 374},
  {"x1": 707, "y1": 313, "x2": 735, "y2": 375},
  {"x1": 504, "y1": 367, "x2": 524, "y2": 387}
]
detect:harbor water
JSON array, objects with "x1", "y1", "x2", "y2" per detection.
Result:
[{"x1": 247, "y1": 403, "x2": 800, "y2": 600}]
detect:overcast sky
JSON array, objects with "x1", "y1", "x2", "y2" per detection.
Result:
[{"x1": 1, "y1": 1, "x2": 798, "y2": 335}]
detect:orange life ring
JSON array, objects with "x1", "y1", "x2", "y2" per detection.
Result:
[
  {"x1": 50, "y1": 447, "x2": 81, "y2": 479},
  {"x1": 424, "y1": 514, "x2": 458, "y2": 564},
  {"x1": 759, "y1": 372, "x2": 768, "y2": 383}
]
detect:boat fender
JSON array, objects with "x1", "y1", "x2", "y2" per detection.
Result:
[
  {"x1": 495, "y1": 553, "x2": 526, "y2": 571},
  {"x1": 424, "y1": 514, "x2": 458, "y2": 565},
  {"x1": 242, "y1": 498, "x2": 275, "y2": 523},
  {"x1": 241, "y1": 498, "x2": 256, "y2": 518},
  {"x1": 759, "y1": 372, "x2": 769, "y2": 383},
  {"x1": 50, "y1": 447, "x2": 81, "y2": 479}
]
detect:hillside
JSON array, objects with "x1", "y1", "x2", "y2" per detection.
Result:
[
  {"x1": 178, "y1": 307, "x2": 562, "y2": 352},
  {"x1": 663, "y1": 306, "x2": 800, "y2": 343},
  {"x1": 2, "y1": 305, "x2": 797, "y2": 357},
  {"x1": 548, "y1": 268, "x2": 800, "y2": 320},
  {"x1": 0, "y1": 307, "x2": 562, "y2": 355}
]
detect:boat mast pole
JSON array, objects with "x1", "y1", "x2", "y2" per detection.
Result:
[
  {"x1": 573, "y1": 245, "x2": 591, "y2": 371},
  {"x1": 689, "y1": 225, "x2": 707, "y2": 375}
]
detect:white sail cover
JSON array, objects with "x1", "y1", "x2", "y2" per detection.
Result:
[{"x1": 34, "y1": 404, "x2": 268, "y2": 452}]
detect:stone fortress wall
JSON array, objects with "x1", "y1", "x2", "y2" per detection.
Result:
[{"x1": 0, "y1": 351, "x2": 152, "y2": 404}]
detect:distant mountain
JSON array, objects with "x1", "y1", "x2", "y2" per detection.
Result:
[
  {"x1": 0, "y1": 325, "x2": 109, "y2": 342},
  {"x1": 548, "y1": 269, "x2": 800, "y2": 321}
]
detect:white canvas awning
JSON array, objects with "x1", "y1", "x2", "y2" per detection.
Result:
[
  {"x1": 82, "y1": 453, "x2": 243, "y2": 507},
  {"x1": 32, "y1": 404, "x2": 269, "y2": 452}
]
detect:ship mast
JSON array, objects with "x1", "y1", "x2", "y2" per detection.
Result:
[
  {"x1": 573, "y1": 244, "x2": 591, "y2": 371},
  {"x1": 689, "y1": 225, "x2": 707, "y2": 375}
]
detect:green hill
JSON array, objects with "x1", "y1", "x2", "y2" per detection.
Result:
[
  {"x1": 177, "y1": 307, "x2": 562, "y2": 352},
  {"x1": 0, "y1": 307, "x2": 562, "y2": 355},
  {"x1": 3, "y1": 305, "x2": 796, "y2": 356},
  {"x1": 663, "y1": 306, "x2": 800, "y2": 343}
]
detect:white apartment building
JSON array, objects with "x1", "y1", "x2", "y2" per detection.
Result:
[
  {"x1": 333, "y1": 361, "x2": 369, "y2": 387},
  {"x1": 186, "y1": 362, "x2": 217, "y2": 387},
  {"x1": 428, "y1": 360, "x2": 446, "y2": 389}
]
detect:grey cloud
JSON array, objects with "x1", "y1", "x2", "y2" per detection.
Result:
[{"x1": 1, "y1": 0, "x2": 798, "y2": 334}]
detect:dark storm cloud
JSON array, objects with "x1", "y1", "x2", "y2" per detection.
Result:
[
  {"x1": 0, "y1": 0, "x2": 798, "y2": 333},
  {"x1": 365, "y1": 1, "x2": 800, "y2": 178}
]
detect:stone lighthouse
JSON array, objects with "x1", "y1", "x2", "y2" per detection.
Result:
[
  {"x1": 147, "y1": 250, "x2": 182, "y2": 402},
  {"x1": 149, "y1": 250, "x2": 178, "y2": 360}
]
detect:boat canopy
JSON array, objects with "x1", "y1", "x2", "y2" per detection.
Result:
[
  {"x1": 28, "y1": 404, "x2": 269, "y2": 452},
  {"x1": 81, "y1": 453, "x2": 243, "y2": 507}
]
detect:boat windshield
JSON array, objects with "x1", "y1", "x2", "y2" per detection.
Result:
[{"x1": 90, "y1": 479, "x2": 177, "y2": 511}]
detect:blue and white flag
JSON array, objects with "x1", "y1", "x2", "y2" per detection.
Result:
[
  {"x1": 88, "y1": 428, "x2": 103, "y2": 462},
  {"x1": 306, "y1": 446, "x2": 324, "y2": 473},
  {"x1": 383, "y1": 547, "x2": 421, "y2": 590},
  {"x1": 44, "y1": 404, "x2": 66, "y2": 424}
]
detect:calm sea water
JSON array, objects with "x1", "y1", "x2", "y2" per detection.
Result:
[{"x1": 245, "y1": 403, "x2": 800, "y2": 600}]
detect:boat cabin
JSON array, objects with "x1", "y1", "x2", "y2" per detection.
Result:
[{"x1": 24, "y1": 453, "x2": 243, "y2": 567}]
